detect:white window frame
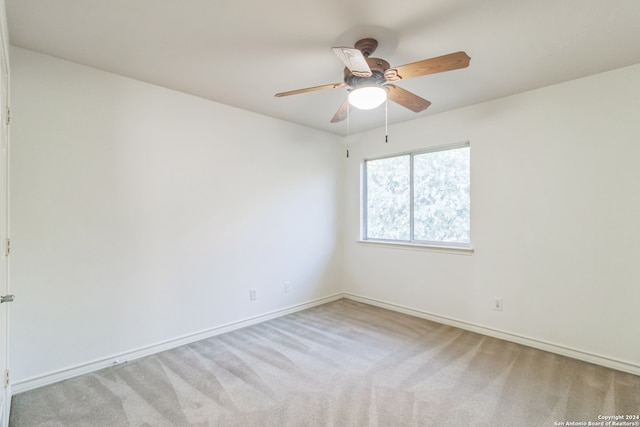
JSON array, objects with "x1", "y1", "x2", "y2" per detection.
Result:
[{"x1": 360, "y1": 141, "x2": 473, "y2": 254}]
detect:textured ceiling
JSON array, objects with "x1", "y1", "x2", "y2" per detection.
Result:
[{"x1": 6, "y1": 0, "x2": 640, "y2": 135}]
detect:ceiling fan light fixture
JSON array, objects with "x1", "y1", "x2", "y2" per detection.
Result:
[{"x1": 348, "y1": 86, "x2": 387, "y2": 110}]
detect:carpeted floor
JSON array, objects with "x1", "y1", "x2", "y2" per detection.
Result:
[{"x1": 9, "y1": 299, "x2": 640, "y2": 426}]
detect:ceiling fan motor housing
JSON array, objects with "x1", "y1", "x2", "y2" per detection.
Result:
[{"x1": 344, "y1": 57, "x2": 390, "y2": 89}]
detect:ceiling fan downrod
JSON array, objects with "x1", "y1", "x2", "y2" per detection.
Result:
[{"x1": 354, "y1": 38, "x2": 378, "y2": 57}]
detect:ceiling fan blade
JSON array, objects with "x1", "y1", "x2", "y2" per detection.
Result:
[
  {"x1": 330, "y1": 98, "x2": 350, "y2": 123},
  {"x1": 332, "y1": 47, "x2": 372, "y2": 77},
  {"x1": 384, "y1": 51, "x2": 471, "y2": 81},
  {"x1": 384, "y1": 84, "x2": 431, "y2": 112},
  {"x1": 275, "y1": 82, "x2": 346, "y2": 97}
]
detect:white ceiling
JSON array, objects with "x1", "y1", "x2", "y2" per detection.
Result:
[{"x1": 6, "y1": 0, "x2": 640, "y2": 136}]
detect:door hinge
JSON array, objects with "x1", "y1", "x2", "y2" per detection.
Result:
[
  {"x1": 5, "y1": 107, "x2": 10, "y2": 126},
  {"x1": 4, "y1": 370, "x2": 9, "y2": 387},
  {"x1": 5, "y1": 238, "x2": 9, "y2": 256}
]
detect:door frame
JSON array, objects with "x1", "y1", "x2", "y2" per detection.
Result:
[{"x1": 0, "y1": 0, "x2": 11, "y2": 425}]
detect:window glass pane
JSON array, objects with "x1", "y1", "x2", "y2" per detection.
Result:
[
  {"x1": 413, "y1": 147, "x2": 470, "y2": 243},
  {"x1": 366, "y1": 155, "x2": 410, "y2": 240}
]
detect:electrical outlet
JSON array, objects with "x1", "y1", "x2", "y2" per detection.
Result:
[
  {"x1": 493, "y1": 298, "x2": 503, "y2": 311},
  {"x1": 284, "y1": 282, "x2": 291, "y2": 293},
  {"x1": 249, "y1": 289, "x2": 257, "y2": 301}
]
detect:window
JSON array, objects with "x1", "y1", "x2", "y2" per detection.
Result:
[{"x1": 363, "y1": 143, "x2": 470, "y2": 247}]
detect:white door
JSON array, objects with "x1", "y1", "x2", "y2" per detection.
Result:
[{"x1": 0, "y1": 16, "x2": 10, "y2": 426}]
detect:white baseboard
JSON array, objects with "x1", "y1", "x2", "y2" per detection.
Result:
[
  {"x1": 344, "y1": 293, "x2": 640, "y2": 377},
  {"x1": 12, "y1": 293, "x2": 344, "y2": 394}
]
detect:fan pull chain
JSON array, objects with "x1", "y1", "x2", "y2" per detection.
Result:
[
  {"x1": 385, "y1": 97, "x2": 389, "y2": 143},
  {"x1": 346, "y1": 102, "x2": 350, "y2": 158}
]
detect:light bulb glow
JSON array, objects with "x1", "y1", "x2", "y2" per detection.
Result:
[{"x1": 348, "y1": 87, "x2": 387, "y2": 110}]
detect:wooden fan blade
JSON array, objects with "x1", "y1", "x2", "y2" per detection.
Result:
[
  {"x1": 384, "y1": 51, "x2": 470, "y2": 82},
  {"x1": 332, "y1": 47, "x2": 372, "y2": 77},
  {"x1": 385, "y1": 84, "x2": 431, "y2": 112},
  {"x1": 275, "y1": 82, "x2": 346, "y2": 97},
  {"x1": 330, "y1": 98, "x2": 349, "y2": 123}
]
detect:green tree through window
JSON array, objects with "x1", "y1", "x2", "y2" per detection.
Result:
[{"x1": 364, "y1": 144, "x2": 470, "y2": 246}]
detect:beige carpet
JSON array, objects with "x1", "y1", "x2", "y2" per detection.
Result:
[{"x1": 9, "y1": 299, "x2": 640, "y2": 426}]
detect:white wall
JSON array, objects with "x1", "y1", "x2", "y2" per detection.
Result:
[
  {"x1": 344, "y1": 64, "x2": 640, "y2": 371},
  {"x1": 9, "y1": 47, "x2": 344, "y2": 386}
]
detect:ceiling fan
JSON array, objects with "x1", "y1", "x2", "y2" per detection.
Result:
[{"x1": 275, "y1": 38, "x2": 470, "y2": 123}]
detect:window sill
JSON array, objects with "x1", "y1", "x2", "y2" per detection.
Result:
[{"x1": 356, "y1": 240, "x2": 474, "y2": 255}]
